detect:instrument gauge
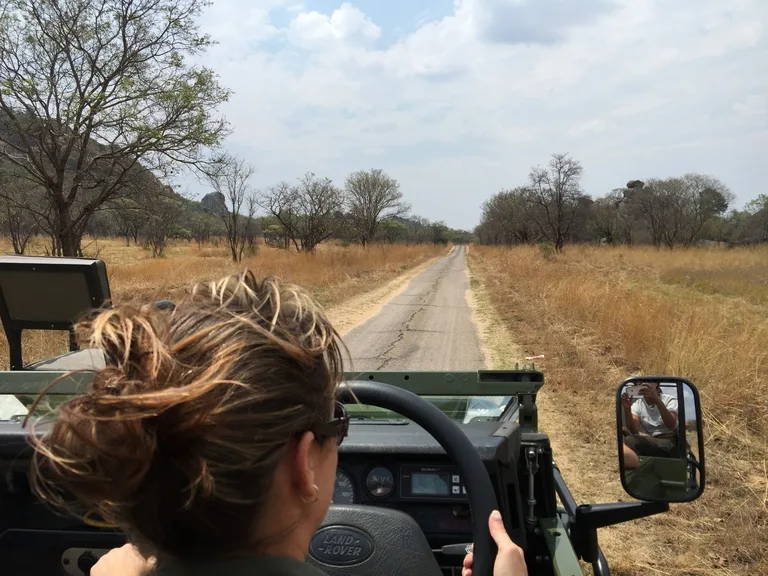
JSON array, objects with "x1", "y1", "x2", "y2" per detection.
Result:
[
  {"x1": 365, "y1": 467, "x2": 394, "y2": 498},
  {"x1": 332, "y1": 469, "x2": 356, "y2": 504}
]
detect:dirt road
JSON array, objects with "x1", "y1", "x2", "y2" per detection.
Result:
[{"x1": 343, "y1": 246, "x2": 487, "y2": 371}]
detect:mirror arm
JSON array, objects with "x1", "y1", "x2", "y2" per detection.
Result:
[
  {"x1": 552, "y1": 464, "x2": 577, "y2": 520},
  {"x1": 573, "y1": 501, "x2": 669, "y2": 563},
  {"x1": 592, "y1": 549, "x2": 610, "y2": 576},
  {"x1": 518, "y1": 393, "x2": 538, "y2": 432}
]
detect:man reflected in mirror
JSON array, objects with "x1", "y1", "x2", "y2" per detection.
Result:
[{"x1": 622, "y1": 382, "x2": 679, "y2": 468}]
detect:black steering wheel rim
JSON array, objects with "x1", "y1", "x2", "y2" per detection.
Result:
[{"x1": 337, "y1": 380, "x2": 498, "y2": 576}]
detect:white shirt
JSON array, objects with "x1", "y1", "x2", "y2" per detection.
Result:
[{"x1": 631, "y1": 393, "x2": 678, "y2": 436}]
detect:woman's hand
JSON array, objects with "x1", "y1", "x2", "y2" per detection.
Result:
[
  {"x1": 91, "y1": 544, "x2": 156, "y2": 576},
  {"x1": 462, "y1": 510, "x2": 528, "y2": 576}
]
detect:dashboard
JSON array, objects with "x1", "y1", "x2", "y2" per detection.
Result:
[
  {"x1": 328, "y1": 419, "x2": 524, "y2": 550},
  {"x1": 334, "y1": 461, "x2": 471, "y2": 505},
  {"x1": 0, "y1": 416, "x2": 525, "y2": 575}
]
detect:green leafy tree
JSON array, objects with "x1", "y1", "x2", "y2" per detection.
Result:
[
  {"x1": 0, "y1": 0, "x2": 231, "y2": 256},
  {"x1": 378, "y1": 219, "x2": 408, "y2": 244}
]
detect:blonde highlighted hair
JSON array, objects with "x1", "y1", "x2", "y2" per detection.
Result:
[{"x1": 28, "y1": 270, "x2": 346, "y2": 561}]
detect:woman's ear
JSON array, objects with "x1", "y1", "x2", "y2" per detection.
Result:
[{"x1": 291, "y1": 431, "x2": 321, "y2": 503}]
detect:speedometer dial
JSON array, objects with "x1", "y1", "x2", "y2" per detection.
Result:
[{"x1": 332, "y1": 469, "x2": 356, "y2": 504}]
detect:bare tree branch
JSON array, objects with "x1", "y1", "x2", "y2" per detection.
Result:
[
  {"x1": 204, "y1": 153, "x2": 257, "y2": 262},
  {"x1": 345, "y1": 168, "x2": 409, "y2": 247},
  {"x1": 526, "y1": 152, "x2": 586, "y2": 252},
  {"x1": 259, "y1": 172, "x2": 345, "y2": 253}
]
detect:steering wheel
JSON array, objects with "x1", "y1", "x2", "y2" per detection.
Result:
[{"x1": 306, "y1": 380, "x2": 499, "y2": 576}]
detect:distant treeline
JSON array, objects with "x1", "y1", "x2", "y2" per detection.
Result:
[
  {"x1": 476, "y1": 153, "x2": 767, "y2": 251},
  {"x1": 0, "y1": 164, "x2": 474, "y2": 259}
]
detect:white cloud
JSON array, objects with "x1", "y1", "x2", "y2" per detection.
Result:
[
  {"x1": 288, "y1": 3, "x2": 381, "y2": 48},
  {"x1": 200, "y1": 0, "x2": 283, "y2": 55},
  {"x1": 190, "y1": 0, "x2": 768, "y2": 227}
]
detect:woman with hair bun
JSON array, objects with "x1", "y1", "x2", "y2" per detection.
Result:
[{"x1": 28, "y1": 271, "x2": 527, "y2": 576}]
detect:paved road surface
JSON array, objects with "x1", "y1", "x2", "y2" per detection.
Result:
[{"x1": 344, "y1": 245, "x2": 487, "y2": 372}]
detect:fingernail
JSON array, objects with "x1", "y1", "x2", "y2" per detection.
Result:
[{"x1": 491, "y1": 510, "x2": 501, "y2": 521}]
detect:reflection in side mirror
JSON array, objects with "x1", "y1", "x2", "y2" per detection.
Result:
[{"x1": 616, "y1": 377, "x2": 705, "y2": 503}]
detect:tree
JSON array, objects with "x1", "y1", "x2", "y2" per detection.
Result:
[
  {"x1": 0, "y1": 168, "x2": 38, "y2": 253},
  {"x1": 743, "y1": 194, "x2": 768, "y2": 243},
  {"x1": 204, "y1": 154, "x2": 257, "y2": 262},
  {"x1": 430, "y1": 221, "x2": 449, "y2": 245},
  {"x1": 379, "y1": 219, "x2": 408, "y2": 244},
  {"x1": 624, "y1": 174, "x2": 733, "y2": 248},
  {"x1": 141, "y1": 187, "x2": 186, "y2": 258},
  {"x1": 527, "y1": 153, "x2": 587, "y2": 252},
  {"x1": 107, "y1": 198, "x2": 145, "y2": 246},
  {"x1": 623, "y1": 178, "x2": 679, "y2": 248},
  {"x1": 188, "y1": 212, "x2": 220, "y2": 248},
  {"x1": 0, "y1": 0, "x2": 230, "y2": 257},
  {"x1": 405, "y1": 216, "x2": 431, "y2": 245},
  {"x1": 260, "y1": 173, "x2": 346, "y2": 253},
  {"x1": 476, "y1": 187, "x2": 539, "y2": 245},
  {"x1": 345, "y1": 169, "x2": 409, "y2": 247},
  {"x1": 679, "y1": 173, "x2": 734, "y2": 245},
  {"x1": 589, "y1": 195, "x2": 621, "y2": 244}
]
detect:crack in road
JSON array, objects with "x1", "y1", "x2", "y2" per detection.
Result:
[{"x1": 372, "y1": 257, "x2": 453, "y2": 370}]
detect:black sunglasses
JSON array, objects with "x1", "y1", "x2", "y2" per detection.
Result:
[{"x1": 312, "y1": 401, "x2": 349, "y2": 446}]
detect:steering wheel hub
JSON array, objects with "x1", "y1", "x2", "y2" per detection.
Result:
[{"x1": 309, "y1": 524, "x2": 374, "y2": 566}]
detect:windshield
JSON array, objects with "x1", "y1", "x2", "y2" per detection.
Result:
[
  {"x1": 0, "y1": 392, "x2": 518, "y2": 424},
  {"x1": 345, "y1": 395, "x2": 517, "y2": 423}
]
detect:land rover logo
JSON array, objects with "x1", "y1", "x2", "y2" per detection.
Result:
[{"x1": 309, "y1": 526, "x2": 373, "y2": 566}]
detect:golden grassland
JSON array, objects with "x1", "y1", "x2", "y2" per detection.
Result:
[
  {"x1": 0, "y1": 236, "x2": 446, "y2": 368},
  {"x1": 468, "y1": 244, "x2": 768, "y2": 576}
]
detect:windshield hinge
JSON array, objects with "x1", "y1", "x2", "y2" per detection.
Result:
[{"x1": 525, "y1": 446, "x2": 540, "y2": 529}]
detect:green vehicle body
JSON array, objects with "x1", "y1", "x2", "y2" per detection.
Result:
[
  {"x1": 0, "y1": 368, "x2": 583, "y2": 575},
  {"x1": 0, "y1": 256, "x2": 702, "y2": 576}
]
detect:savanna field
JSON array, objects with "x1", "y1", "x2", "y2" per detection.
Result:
[
  {"x1": 468, "y1": 244, "x2": 768, "y2": 576},
  {"x1": 2, "y1": 238, "x2": 767, "y2": 575},
  {"x1": 0, "y1": 236, "x2": 445, "y2": 368}
]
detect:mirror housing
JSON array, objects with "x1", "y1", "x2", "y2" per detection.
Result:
[{"x1": 616, "y1": 376, "x2": 705, "y2": 503}]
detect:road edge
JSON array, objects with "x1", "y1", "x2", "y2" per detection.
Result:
[{"x1": 464, "y1": 252, "x2": 526, "y2": 369}]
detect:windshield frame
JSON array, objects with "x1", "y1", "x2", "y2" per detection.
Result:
[{"x1": 0, "y1": 369, "x2": 543, "y2": 424}]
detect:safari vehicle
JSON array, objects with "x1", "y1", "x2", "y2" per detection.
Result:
[{"x1": 0, "y1": 255, "x2": 706, "y2": 576}]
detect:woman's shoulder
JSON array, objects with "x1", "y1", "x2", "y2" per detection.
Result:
[
  {"x1": 256, "y1": 557, "x2": 328, "y2": 576},
  {"x1": 152, "y1": 556, "x2": 328, "y2": 576}
]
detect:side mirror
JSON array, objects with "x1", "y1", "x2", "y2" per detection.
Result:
[{"x1": 616, "y1": 377, "x2": 705, "y2": 503}]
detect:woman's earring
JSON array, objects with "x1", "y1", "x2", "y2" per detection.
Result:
[{"x1": 302, "y1": 484, "x2": 319, "y2": 504}]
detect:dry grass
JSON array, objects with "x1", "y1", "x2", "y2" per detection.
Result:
[
  {"x1": 0, "y1": 236, "x2": 445, "y2": 368},
  {"x1": 467, "y1": 244, "x2": 768, "y2": 576}
]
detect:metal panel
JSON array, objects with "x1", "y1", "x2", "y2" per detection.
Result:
[{"x1": 539, "y1": 516, "x2": 583, "y2": 576}]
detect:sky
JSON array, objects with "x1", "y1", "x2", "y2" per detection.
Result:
[{"x1": 181, "y1": 0, "x2": 768, "y2": 230}]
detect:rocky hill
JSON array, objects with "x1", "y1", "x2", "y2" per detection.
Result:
[{"x1": 200, "y1": 191, "x2": 227, "y2": 216}]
